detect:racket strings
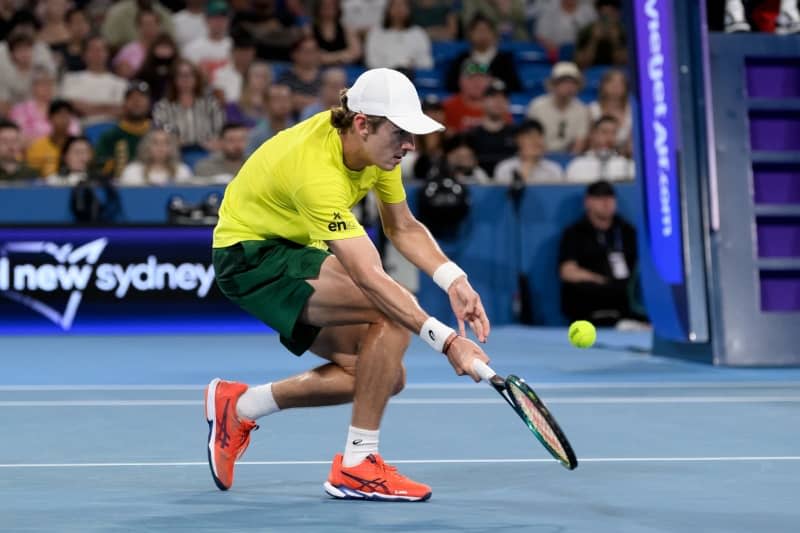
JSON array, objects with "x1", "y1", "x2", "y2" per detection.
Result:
[{"x1": 510, "y1": 387, "x2": 569, "y2": 461}]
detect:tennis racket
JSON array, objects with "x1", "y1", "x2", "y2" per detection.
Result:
[{"x1": 472, "y1": 359, "x2": 578, "y2": 470}]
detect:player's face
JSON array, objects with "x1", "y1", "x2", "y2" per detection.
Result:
[{"x1": 364, "y1": 119, "x2": 415, "y2": 171}]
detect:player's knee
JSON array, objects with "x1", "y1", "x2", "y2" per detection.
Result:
[
  {"x1": 373, "y1": 316, "x2": 412, "y2": 352},
  {"x1": 392, "y1": 365, "x2": 406, "y2": 396}
]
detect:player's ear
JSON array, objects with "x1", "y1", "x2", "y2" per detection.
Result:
[{"x1": 353, "y1": 113, "x2": 369, "y2": 140}]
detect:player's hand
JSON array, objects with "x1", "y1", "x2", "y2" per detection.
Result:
[
  {"x1": 444, "y1": 335, "x2": 490, "y2": 382},
  {"x1": 447, "y1": 277, "x2": 491, "y2": 343}
]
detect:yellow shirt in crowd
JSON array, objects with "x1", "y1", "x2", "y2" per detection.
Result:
[{"x1": 213, "y1": 111, "x2": 406, "y2": 250}]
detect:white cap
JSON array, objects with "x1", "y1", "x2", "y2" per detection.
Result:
[
  {"x1": 345, "y1": 68, "x2": 445, "y2": 135},
  {"x1": 550, "y1": 61, "x2": 582, "y2": 83}
]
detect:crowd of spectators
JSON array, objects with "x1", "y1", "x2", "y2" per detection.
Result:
[{"x1": 0, "y1": 0, "x2": 635, "y2": 188}]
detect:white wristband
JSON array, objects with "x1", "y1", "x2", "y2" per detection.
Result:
[
  {"x1": 432, "y1": 261, "x2": 466, "y2": 292},
  {"x1": 419, "y1": 317, "x2": 455, "y2": 353}
]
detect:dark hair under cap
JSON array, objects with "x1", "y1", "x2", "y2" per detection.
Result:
[{"x1": 586, "y1": 180, "x2": 616, "y2": 197}]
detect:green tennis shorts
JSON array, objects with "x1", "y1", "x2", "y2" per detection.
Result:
[{"x1": 213, "y1": 239, "x2": 330, "y2": 355}]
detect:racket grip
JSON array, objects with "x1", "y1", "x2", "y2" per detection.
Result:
[{"x1": 472, "y1": 359, "x2": 496, "y2": 382}]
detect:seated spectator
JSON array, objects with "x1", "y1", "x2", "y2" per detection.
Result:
[
  {"x1": 445, "y1": 13, "x2": 521, "y2": 93},
  {"x1": 365, "y1": 0, "x2": 433, "y2": 70},
  {"x1": 118, "y1": 128, "x2": 193, "y2": 185},
  {"x1": 152, "y1": 59, "x2": 225, "y2": 151},
  {"x1": 101, "y1": 0, "x2": 174, "y2": 50},
  {"x1": 113, "y1": 8, "x2": 163, "y2": 80},
  {"x1": 443, "y1": 61, "x2": 491, "y2": 133},
  {"x1": 94, "y1": 80, "x2": 152, "y2": 178},
  {"x1": 44, "y1": 135, "x2": 94, "y2": 186},
  {"x1": 38, "y1": 0, "x2": 71, "y2": 48},
  {"x1": 300, "y1": 66, "x2": 347, "y2": 120},
  {"x1": 565, "y1": 115, "x2": 634, "y2": 182},
  {"x1": 0, "y1": 120, "x2": 39, "y2": 182},
  {"x1": 0, "y1": 32, "x2": 52, "y2": 117},
  {"x1": 60, "y1": 35, "x2": 127, "y2": 125},
  {"x1": 231, "y1": 0, "x2": 304, "y2": 61},
  {"x1": 559, "y1": 180, "x2": 644, "y2": 326},
  {"x1": 402, "y1": 95, "x2": 446, "y2": 180},
  {"x1": 494, "y1": 119, "x2": 564, "y2": 184},
  {"x1": 246, "y1": 83, "x2": 295, "y2": 155},
  {"x1": 461, "y1": 0, "x2": 529, "y2": 41},
  {"x1": 465, "y1": 79, "x2": 515, "y2": 177},
  {"x1": 411, "y1": 0, "x2": 458, "y2": 41},
  {"x1": 214, "y1": 33, "x2": 258, "y2": 103},
  {"x1": 225, "y1": 61, "x2": 272, "y2": 127},
  {"x1": 26, "y1": 100, "x2": 77, "y2": 177},
  {"x1": 341, "y1": 0, "x2": 388, "y2": 37},
  {"x1": 575, "y1": 0, "x2": 627, "y2": 69},
  {"x1": 173, "y1": 0, "x2": 208, "y2": 48},
  {"x1": 442, "y1": 134, "x2": 490, "y2": 184},
  {"x1": 277, "y1": 36, "x2": 323, "y2": 116},
  {"x1": 312, "y1": 0, "x2": 363, "y2": 66},
  {"x1": 135, "y1": 33, "x2": 179, "y2": 103},
  {"x1": 0, "y1": 10, "x2": 58, "y2": 75},
  {"x1": 51, "y1": 8, "x2": 91, "y2": 72},
  {"x1": 535, "y1": 0, "x2": 597, "y2": 61},
  {"x1": 589, "y1": 68, "x2": 632, "y2": 155},
  {"x1": 194, "y1": 122, "x2": 248, "y2": 183},
  {"x1": 9, "y1": 66, "x2": 80, "y2": 146},
  {"x1": 182, "y1": 1, "x2": 233, "y2": 84},
  {"x1": 526, "y1": 61, "x2": 590, "y2": 154}
]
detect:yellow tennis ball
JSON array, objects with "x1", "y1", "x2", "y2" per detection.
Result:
[{"x1": 568, "y1": 320, "x2": 596, "y2": 348}]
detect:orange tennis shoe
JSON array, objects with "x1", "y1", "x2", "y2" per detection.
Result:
[
  {"x1": 324, "y1": 453, "x2": 432, "y2": 501},
  {"x1": 205, "y1": 378, "x2": 258, "y2": 491}
]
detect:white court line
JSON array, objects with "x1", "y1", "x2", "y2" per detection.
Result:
[
  {"x1": 1, "y1": 381, "x2": 800, "y2": 392},
  {"x1": 2, "y1": 456, "x2": 800, "y2": 468},
  {"x1": 2, "y1": 396, "x2": 800, "y2": 407}
]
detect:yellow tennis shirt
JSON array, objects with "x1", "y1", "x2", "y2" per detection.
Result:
[{"x1": 213, "y1": 111, "x2": 406, "y2": 250}]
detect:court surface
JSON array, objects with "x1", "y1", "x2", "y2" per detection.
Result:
[{"x1": 2, "y1": 326, "x2": 800, "y2": 532}]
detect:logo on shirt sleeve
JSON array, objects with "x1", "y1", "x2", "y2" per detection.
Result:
[{"x1": 328, "y1": 211, "x2": 348, "y2": 232}]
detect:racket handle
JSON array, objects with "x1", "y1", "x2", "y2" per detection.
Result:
[{"x1": 472, "y1": 359, "x2": 496, "y2": 382}]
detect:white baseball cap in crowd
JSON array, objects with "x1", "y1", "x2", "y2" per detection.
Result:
[{"x1": 345, "y1": 68, "x2": 445, "y2": 135}]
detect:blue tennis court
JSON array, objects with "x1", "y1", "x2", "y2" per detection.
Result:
[{"x1": 2, "y1": 327, "x2": 800, "y2": 532}]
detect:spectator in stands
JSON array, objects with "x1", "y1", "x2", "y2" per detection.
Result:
[
  {"x1": 25, "y1": 100, "x2": 77, "y2": 177},
  {"x1": 589, "y1": 68, "x2": 631, "y2": 155},
  {"x1": 94, "y1": 80, "x2": 152, "y2": 179},
  {"x1": 60, "y1": 35, "x2": 127, "y2": 125},
  {"x1": 44, "y1": 135, "x2": 94, "y2": 186},
  {"x1": 118, "y1": 128, "x2": 193, "y2": 185},
  {"x1": 113, "y1": 9, "x2": 163, "y2": 79},
  {"x1": 0, "y1": 10, "x2": 57, "y2": 74},
  {"x1": 526, "y1": 61, "x2": 590, "y2": 154},
  {"x1": 535, "y1": 0, "x2": 597, "y2": 61},
  {"x1": 559, "y1": 179, "x2": 643, "y2": 326},
  {"x1": 443, "y1": 134, "x2": 490, "y2": 184},
  {"x1": 231, "y1": 0, "x2": 304, "y2": 62},
  {"x1": 462, "y1": 0, "x2": 529, "y2": 41},
  {"x1": 494, "y1": 119, "x2": 564, "y2": 184},
  {"x1": 300, "y1": 66, "x2": 346, "y2": 120},
  {"x1": 224, "y1": 61, "x2": 272, "y2": 127},
  {"x1": 574, "y1": 0, "x2": 627, "y2": 69},
  {"x1": 214, "y1": 33, "x2": 258, "y2": 104},
  {"x1": 402, "y1": 95, "x2": 446, "y2": 180},
  {"x1": 51, "y1": 8, "x2": 90, "y2": 72},
  {"x1": 566, "y1": 115, "x2": 633, "y2": 182},
  {"x1": 411, "y1": 0, "x2": 458, "y2": 41},
  {"x1": 194, "y1": 122, "x2": 248, "y2": 183},
  {"x1": 312, "y1": 0, "x2": 363, "y2": 66},
  {"x1": 341, "y1": 0, "x2": 388, "y2": 37},
  {"x1": 246, "y1": 83, "x2": 295, "y2": 154},
  {"x1": 10, "y1": 67, "x2": 80, "y2": 146},
  {"x1": 0, "y1": 120, "x2": 39, "y2": 182},
  {"x1": 173, "y1": 0, "x2": 208, "y2": 48},
  {"x1": 443, "y1": 60, "x2": 491, "y2": 133},
  {"x1": 277, "y1": 36, "x2": 323, "y2": 116},
  {"x1": 0, "y1": 32, "x2": 48, "y2": 117},
  {"x1": 465, "y1": 78, "x2": 516, "y2": 177},
  {"x1": 365, "y1": 0, "x2": 433, "y2": 70},
  {"x1": 101, "y1": 0, "x2": 174, "y2": 50},
  {"x1": 152, "y1": 59, "x2": 225, "y2": 151},
  {"x1": 38, "y1": 0, "x2": 71, "y2": 48},
  {"x1": 445, "y1": 13, "x2": 521, "y2": 93},
  {"x1": 135, "y1": 33, "x2": 179, "y2": 103},
  {"x1": 183, "y1": 1, "x2": 233, "y2": 85}
]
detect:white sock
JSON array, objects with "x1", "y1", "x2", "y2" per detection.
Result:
[
  {"x1": 235, "y1": 383, "x2": 280, "y2": 421},
  {"x1": 342, "y1": 426, "x2": 380, "y2": 467}
]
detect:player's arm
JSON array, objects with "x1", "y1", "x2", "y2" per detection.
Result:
[{"x1": 377, "y1": 198, "x2": 490, "y2": 342}]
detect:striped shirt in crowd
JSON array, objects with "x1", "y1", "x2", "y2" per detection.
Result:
[{"x1": 152, "y1": 95, "x2": 225, "y2": 147}]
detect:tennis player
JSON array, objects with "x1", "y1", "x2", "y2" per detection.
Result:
[{"x1": 207, "y1": 68, "x2": 491, "y2": 502}]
